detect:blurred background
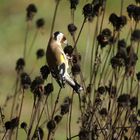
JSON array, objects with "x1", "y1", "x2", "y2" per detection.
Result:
[
  {"x1": 0, "y1": 0, "x2": 136, "y2": 139},
  {"x1": 0, "y1": 0, "x2": 134, "y2": 100}
]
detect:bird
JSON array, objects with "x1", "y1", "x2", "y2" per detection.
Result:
[{"x1": 46, "y1": 31, "x2": 83, "y2": 93}]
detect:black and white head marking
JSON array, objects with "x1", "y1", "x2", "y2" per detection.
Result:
[{"x1": 53, "y1": 31, "x2": 67, "y2": 45}]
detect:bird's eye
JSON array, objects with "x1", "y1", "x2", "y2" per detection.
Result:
[{"x1": 62, "y1": 36, "x2": 66, "y2": 42}]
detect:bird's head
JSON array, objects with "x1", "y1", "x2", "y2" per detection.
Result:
[{"x1": 53, "y1": 31, "x2": 68, "y2": 45}]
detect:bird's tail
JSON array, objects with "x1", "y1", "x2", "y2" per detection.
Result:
[{"x1": 65, "y1": 74, "x2": 83, "y2": 93}]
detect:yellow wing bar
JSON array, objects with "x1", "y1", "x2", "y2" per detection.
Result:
[{"x1": 60, "y1": 54, "x2": 65, "y2": 63}]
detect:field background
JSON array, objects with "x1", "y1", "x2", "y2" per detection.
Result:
[{"x1": 0, "y1": 0, "x2": 138, "y2": 139}]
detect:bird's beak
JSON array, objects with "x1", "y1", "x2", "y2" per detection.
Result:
[{"x1": 63, "y1": 39, "x2": 68, "y2": 45}]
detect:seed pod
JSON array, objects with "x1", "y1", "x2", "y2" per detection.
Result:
[
  {"x1": 20, "y1": 72, "x2": 31, "y2": 89},
  {"x1": 44, "y1": 83, "x2": 53, "y2": 96},
  {"x1": 68, "y1": 23, "x2": 77, "y2": 35},
  {"x1": 36, "y1": 18, "x2": 45, "y2": 29},
  {"x1": 26, "y1": 4, "x2": 37, "y2": 21},
  {"x1": 47, "y1": 120, "x2": 56, "y2": 131},
  {"x1": 15, "y1": 58, "x2": 25, "y2": 72},
  {"x1": 40, "y1": 65, "x2": 50, "y2": 80},
  {"x1": 20, "y1": 122, "x2": 27, "y2": 129},
  {"x1": 36, "y1": 49, "x2": 45, "y2": 59}
]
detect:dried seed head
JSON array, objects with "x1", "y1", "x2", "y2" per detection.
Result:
[
  {"x1": 64, "y1": 96, "x2": 72, "y2": 104},
  {"x1": 106, "y1": 85, "x2": 117, "y2": 98},
  {"x1": 127, "y1": 4, "x2": 136, "y2": 19},
  {"x1": 111, "y1": 56, "x2": 125, "y2": 69},
  {"x1": 129, "y1": 114, "x2": 137, "y2": 124},
  {"x1": 54, "y1": 115, "x2": 62, "y2": 124},
  {"x1": 47, "y1": 120, "x2": 56, "y2": 131},
  {"x1": 60, "y1": 103, "x2": 70, "y2": 115},
  {"x1": 79, "y1": 129, "x2": 89, "y2": 140},
  {"x1": 15, "y1": 58, "x2": 25, "y2": 72},
  {"x1": 99, "y1": 108, "x2": 108, "y2": 117},
  {"x1": 117, "y1": 94, "x2": 130, "y2": 107},
  {"x1": 97, "y1": 28, "x2": 112, "y2": 48},
  {"x1": 71, "y1": 63, "x2": 81, "y2": 75},
  {"x1": 109, "y1": 13, "x2": 127, "y2": 31},
  {"x1": 36, "y1": 18, "x2": 45, "y2": 29},
  {"x1": 109, "y1": 13, "x2": 118, "y2": 26},
  {"x1": 26, "y1": 4, "x2": 37, "y2": 21},
  {"x1": 130, "y1": 96, "x2": 138, "y2": 109},
  {"x1": 131, "y1": 29, "x2": 140, "y2": 42},
  {"x1": 102, "y1": 28, "x2": 112, "y2": 38},
  {"x1": 97, "y1": 86, "x2": 106, "y2": 95},
  {"x1": 30, "y1": 76, "x2": 44, "y2": 97},
  {"x1": 5, "y1": 121, "x2": 12, "y2": 131},
  {"x1": 97, "y1": 34, "x2": 109, "y2": 48},
  {"x1": 133, "y1": 6, "x2": 140, "y2": 22},
  {"x1": 40, "y1": 65, "x2": 50, "y2": 80},
  {"x1": 92, "y1": 0, "x2": 106, "y2": 17},
  {"x1": 10, "y1": 117, "x2": 19, "y2": 129},
  {"x1": 20, "y1": 122, "x2": 27, "y2": 129},
  {"x1": 69, "y1": 0, "x2": 79, "y2": 9},
  {"x1": 95, "y1": 97, "x2": 102, "y2": 106},
  {"x1": 72, "y1": 53, "x2": 81, "y2": 64},
  {"x1": 68, "y1": 23, "x2": 77, "y2": 35},
  {"x1": 118, "y1": 39, "x2": 127, "y2": 49},
  {"x1": 125, "y1": 47, "x2": 138, "y2": 68},
  {"x1": 20, "y1": 72, "x2": 31, "y2": 89},
  {"x1": 86, "y1": 85, "x2": 92, "y2": 93},
  {"x1": 83, "y1": 3, "x2": 94, "y2": 19},
  {"x1": 44, "y1": 83, "x2": 53, "y2": 96},
  {"x1": 36, "y1": 49, "x2": 45, "y2": 59},
  {"x1": 64, "y1": 45, "x2": 73, "y2": 56},
  {"x1": 136, "y1": 72, "x2": 140, "y2": 81}
]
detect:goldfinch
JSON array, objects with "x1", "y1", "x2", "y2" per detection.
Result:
[{"x1": 46, "y1": 31, "x2": 83, "y2": 93}]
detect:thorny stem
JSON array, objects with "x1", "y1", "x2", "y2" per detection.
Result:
[
  {"x1": 15, "y1": 88, "x2": 25, "y2": 140},
  {"x1": 83, "y1": 22, "x2": 91, "y2": 75},
  {"x1": 68, "y1": 92, "x2": 74, "y2": 139},
  {"x1": 27, "y1": 97, "x2": 40, "y2": 140},
  {"x1": 117, "y1": 73, "x2": 125, "y2": 95},
  {"x1": 73, "y1": 18, "x2": 86, "y2": 50},
  {"x1": 24, "y1": 23, "x2": 29, "y2": 60},
  {"x1": 94, "y1": 113, "x2": 106, "y2": 138},
  {"x1": 50, "y1": 92, "x2": 53, "y2": 116},
  {"x1": 10, "y1": 75, "x2": 19, "y2": 119},
  {"x1": 33, "y1": 95, "x2": 49, "y2": 137},
  {"x1": 27, "y1": 30, "x2": 38, "y2": 59},
  {"x1": 47, "y1": 88, "x2": 61, "y2": 140},
  {"x1": 90, "y1": 18, "x2": 98, "y2": 84},
  {"x1": 71, "y1": 9, "x2": 75, "y2": 24},
  {"x1": 50, "y1": 0, "x2": 60, "y2": 37},
  {"x1": 99, "y1": 1, "x2": 107, "y2": 33},
  {"x1": 51, "y1": 88, "x2": 61, "y2": 118},
  {"x1": 136, "y1": 42, "x2": 140, "y2": 55},
  {"x1": 2, "y1": 131, "x2": 7, "y2": 140},
  {"x1": 0, "y1": 107, "x2": 4, "y2": 125},
  {"x1": 68, "y1": 125, "x2": 138, "y2": 140},
  {"x1": 120, "y1": 0, "x2": 124, "y2": 16},
  {"x1": 72, "y1": 31, "x2": 86, "y2": 91},
  {"x1": 78, "y1": 94, "x2": 83, "y2": 115},
  {"x1": 117, "y1": 110, "x2": 130, "y2": 139},
  {"x1": 98, "y1": 46, "x2": 112, "y2": 86},
  {"x1": 90, "y1": 4, "x2": 107, "y2": 86}
]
